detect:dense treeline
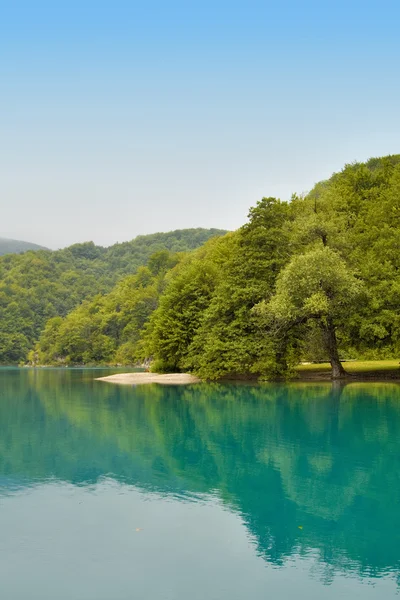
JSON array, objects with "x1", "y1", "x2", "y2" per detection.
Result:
[
  {"x1": 141, "y1": 154, "x2": 400, "y2": 378},
  {"x1": 26, "y1": 155, "x2": 400, "y2": 376},
  {"x1": 34, "y1": 252, "x2": 177, "y2": 365},
  {"x1": 0, "y1": 229, "x2": 225, "y2": 363}
]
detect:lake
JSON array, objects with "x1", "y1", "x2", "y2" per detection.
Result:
[{"x1": 0, "y1": 367, "x2": 399, "y2": 599}]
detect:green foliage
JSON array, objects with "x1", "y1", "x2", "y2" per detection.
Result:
[
  {"x1": 262, "y1": 247, "x2": 363, "y2": 323},
  {"x1": 5, "y1": 154, "x2": 400, "y2": 374},
  {"x1": 142, "y1": 156, "x2": 400, "y2": 378},
  {"x1": 255, "y1": 247, "x2": 364, "y2": 376},
  {"x1": 141, "y1": 198, "x2": 293, "y2": 378},
  {"x1": 140, "y1": 235, "x2": 233, "y2": 371},
  {"x1": 290, "y1": 155, "x2": 400, "y2": 358},
  {"x1": 182, "y1": 198, "x2": 293, "y2": 379},
  {"x1": 0, "y1": 229, "x2": 226, "y2": 363},
  {"x1": 36, "y1": 265, "x2": 168, "y2": 365}
]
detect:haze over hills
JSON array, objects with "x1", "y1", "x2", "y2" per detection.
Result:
[{"x1": 0, "y1": 237, "x2": 49, "y2": 256}]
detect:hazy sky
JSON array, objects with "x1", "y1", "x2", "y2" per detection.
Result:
[{"x1": 1, "y1": 1, "x2": 399, "y2": 249}]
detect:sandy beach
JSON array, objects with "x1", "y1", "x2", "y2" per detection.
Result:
[{"x1": 96, "y1": 372, "x2": 201, "y2": 385}]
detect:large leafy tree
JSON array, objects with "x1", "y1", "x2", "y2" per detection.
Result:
[
  {"x1": 257, "y1": 247, "x2": 363, "y2": 378},
  {"x1": 290, "y1": 156, "x2": 400, "y2": 358}
]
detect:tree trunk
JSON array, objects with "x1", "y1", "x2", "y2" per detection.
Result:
[{"x1": 323, "y1": 318, "x2": 347, "y2": 379}]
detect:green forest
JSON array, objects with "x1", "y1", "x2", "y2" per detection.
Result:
[
  {"x1": 2, "y1": 155, "x2": 400, "y2": 378},
  {"x1": 0, "y1": 228, "x2": 225, "y2": 364}
]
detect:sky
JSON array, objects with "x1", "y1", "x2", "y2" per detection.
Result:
[{"x1": 1, "y1": 0, "x2": 400, "y2": 249}]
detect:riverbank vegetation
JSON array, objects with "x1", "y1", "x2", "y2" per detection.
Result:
[{"x1": 3, "y1": 155, "x2": 400, "y2": 379}]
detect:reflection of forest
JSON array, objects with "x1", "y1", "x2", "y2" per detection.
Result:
[{"x1": 1, "y1": 369, "x2": 400, "y2": 576}]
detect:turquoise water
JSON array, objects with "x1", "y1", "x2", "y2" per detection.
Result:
[{"x1": 0, "y1": 368, "x2": 400, "y2": 599}]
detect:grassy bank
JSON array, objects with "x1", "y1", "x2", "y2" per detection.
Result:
[{"x1": 296, "y1": 360, "x2": 400, "y2": 380}]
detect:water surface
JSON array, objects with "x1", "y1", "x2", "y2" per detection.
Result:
[{"x1": 0, "y1": 368, "x2": 399, "y2": 599}]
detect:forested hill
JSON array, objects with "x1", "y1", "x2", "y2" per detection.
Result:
[
  {"x1": 0, "y1": 237, "x2": 48, "y2": 255},
  {"x1": 33, "y1": 154, "x2": 400, "y2": 376},
  {"x1": 0, "y1": 228, "x2": 226, "y2": 363}
]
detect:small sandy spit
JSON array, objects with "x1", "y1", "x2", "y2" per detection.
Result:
[{"x1": 96, "y1": 372, "x2": 201, "y2": 385}]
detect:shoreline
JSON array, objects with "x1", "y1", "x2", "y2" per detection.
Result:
[
  {"x1": 297, "y1": 372, "x2": 400, "y2": 382},
  {"x1": 13, "y1": 360, "x2": 400, "y2": 384},
  {"x1": 96, "y1": 370, "x2": 400, "y2": 386}
]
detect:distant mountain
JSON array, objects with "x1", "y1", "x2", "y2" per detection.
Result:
[{"x1": 0, "y1": 237, "x2": 49, "y2": 256}]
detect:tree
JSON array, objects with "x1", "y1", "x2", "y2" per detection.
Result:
[
  {"x1": 140, "y1": 237, "x2": 231, "y2": 372},
  {"x1": 183, "y1": 198, "x2": 293, "y2": 379},
  {"x1": 257, "y1": 247, "x2": 363, "y2": 378}
]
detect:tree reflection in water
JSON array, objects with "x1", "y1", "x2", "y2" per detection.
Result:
[{"x1": 0, "y1": 368, "x2": 399, "y2": 579}]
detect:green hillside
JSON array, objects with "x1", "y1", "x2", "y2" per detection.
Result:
[
  {"x1": 7, "y1": 153, "x2": 400, "y2": 377},
  {"x1": 0, "y1": 228, "x2": 226, "y2": 363},
  {"x1": 35, "y1": 155, "x2": 400, "y2": 374}
]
